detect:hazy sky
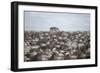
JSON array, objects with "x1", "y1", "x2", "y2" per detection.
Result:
[{"x1": 24, "y1": 11, "x2": 90, "y2": 31}]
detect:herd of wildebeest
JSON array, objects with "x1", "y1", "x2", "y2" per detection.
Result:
[{"x1": 24, "y1": 27, "x2": 90, "y2": 62}]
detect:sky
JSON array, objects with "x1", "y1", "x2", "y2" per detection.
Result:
[{"x1": 24, "y1": 11, "x2": 90, "y2": 31}]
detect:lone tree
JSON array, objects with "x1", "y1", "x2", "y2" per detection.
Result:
[{"x1": 50, "y1": 27, "x2": 60, "y2": 33}]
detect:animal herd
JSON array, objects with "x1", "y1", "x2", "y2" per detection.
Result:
[{"x1": 24, "y1": 28, "x2": 90, "y2": 62}]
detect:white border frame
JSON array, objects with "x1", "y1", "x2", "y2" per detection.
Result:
[{"x1": 18, "y1": 5, "x2": 95, "y2": 68}]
